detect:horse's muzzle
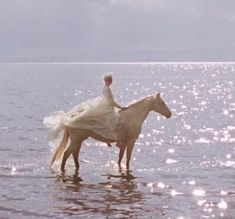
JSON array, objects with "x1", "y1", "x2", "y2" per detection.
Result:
[{"x1": 166, "y1": 112, "x2": 172, "y2": 118}]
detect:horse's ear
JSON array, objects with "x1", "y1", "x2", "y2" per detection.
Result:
[{"x1": 153, "y1": 92, "x2": 160, "y2": 100}]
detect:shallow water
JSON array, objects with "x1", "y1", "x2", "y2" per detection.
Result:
[{"x1": 0, "y1": 63, "x2": 235, "y2": 218}]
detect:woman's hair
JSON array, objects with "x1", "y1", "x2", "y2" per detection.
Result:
[
  {"x1": 103, "y1": 74, "x2": 112, "y2": 81},
  {"x1": 103, "y1": 74, "x2": 113, "y2": 85}
]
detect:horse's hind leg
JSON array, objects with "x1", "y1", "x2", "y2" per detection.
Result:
[
  {"x1": 72, "y1": 144, "x2": 82, "y2": 170},
  {"x1": 68, "y1": 128, "x2": 89, "y2": 170},
  {"x1": 61, "y1": 144, "x2": 74, "y2": 171}
]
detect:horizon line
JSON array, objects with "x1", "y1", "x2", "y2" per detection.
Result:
[{"x1": 0, "y1": 61, "x2": 235, "y2": 65}]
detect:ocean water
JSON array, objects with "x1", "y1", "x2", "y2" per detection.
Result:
[{"x1": 0, "y1": 63, "x2": 234, "y2": 219}]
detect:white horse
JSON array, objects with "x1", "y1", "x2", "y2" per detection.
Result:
[{"x1": 50, "y1": 93, "x2": 171, "y2": 171}]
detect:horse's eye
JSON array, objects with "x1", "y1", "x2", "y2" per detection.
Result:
[{"x1": 162, "y1": 101, "x2": 165, "y2": 105}]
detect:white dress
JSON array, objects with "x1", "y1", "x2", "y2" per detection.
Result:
[{"x1": 43, "y1": 85, "x2": 120, "y2": 143}]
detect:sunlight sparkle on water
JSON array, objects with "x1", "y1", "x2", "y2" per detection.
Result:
[
  {"x1": 104, "y1": 184, "x2": 112, "y2": 189},
  {"x1": 223, "y1": 160, "x2": 235, "y2": 167},
  {"x1": 220, "y1": 190, "x2": 228, "y2": 196},
  {"x1": 157, "y1": 182, "x2": 166, "y2": 189},
  {"x1": 197, "y1": 199, "x2": 207, "y2": 206},
  {"x1": 171, "y1": 189, "x2": 183, "y2": 196},
  {"x1": 223, "y1": 109, "x2": 229, "y2": 115},
  {"x1": 147, "y1": 182, "x2": 154, "y2": 187},
  {"x1": 195, "y1": 138, "x2": 210, "y2": 144},
  {"x1": 199, "y1": 101, "x2": 207, "y2": 106},
  {"x1": 11, "y1": 165, "x2": 17, "y2": 175},
  {"x1": 184, "y1": 124, "x2": 191, "y2": 130},
  {"x1": 227, "y1": 126, "x2": 235, "y2": 130},
  {"x1": 188, "y1": 180, "x2": 196, "y2": 185},
  {"x1": 139, "y1": 134, "x2": 144, "y2": 139},
  {"x1": 166, "y1": 158, "x2": 178, "y2": 164},
  {"x1": 193, "y1": 189, "x2": 206, "y2": 196},
  {"x1": 168, "y1": 148, "x2": 175, "y2": 154},
  {"x1": 217, "y1": 199, "x2": 228, "y2": 209}
]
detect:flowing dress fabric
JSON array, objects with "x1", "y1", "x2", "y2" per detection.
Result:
[{"x1": 43, "y1": 85, "x2": 120, "y2": 145}]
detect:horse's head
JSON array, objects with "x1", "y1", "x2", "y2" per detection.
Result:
[{"x1": 152, "y1": 93, "x2": 171, "y2": 118}]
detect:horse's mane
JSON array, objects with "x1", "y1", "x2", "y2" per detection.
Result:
[{"x1": 126, "y1": 95, "x2": 153, "y2": 108}]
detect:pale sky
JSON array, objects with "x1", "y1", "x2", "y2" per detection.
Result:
[{"x1": 0, "y1": 0, "x2": 235, "y2": 62}]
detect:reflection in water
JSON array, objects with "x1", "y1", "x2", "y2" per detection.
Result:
[
  {"x1": 54, "y1": 170, "x2": 145, "y2": 218},
  {"x1": 103, "y1": 167, "x2": 137, "y2": 181},
  {"x1": 56, "y1": 170, "x2": 83, "y2": 185}
]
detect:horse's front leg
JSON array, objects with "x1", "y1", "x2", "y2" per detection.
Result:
[
  {"x1": 118, "y1": 146, "x2": 126, "y2": 166},
  {"x1": 126, "y1": 140, "x2": 136, "y2": 170}
]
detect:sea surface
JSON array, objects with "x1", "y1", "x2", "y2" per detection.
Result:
[{"x1": 0, "y1": 63, "x2": 235, "y2": 219}]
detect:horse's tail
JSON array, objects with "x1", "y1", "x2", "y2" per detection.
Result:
[{"x1": 50, "y1": 126, "x2": 69, "y2": 167}]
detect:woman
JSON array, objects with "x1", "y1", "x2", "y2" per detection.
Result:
[
  {"x1": 64, "y1": 74, "x2": 127, "y2": 147},
  {"x1": 103, "y1": 74, "x2": 124, "y2": 110},
  {"x1": 101, "y1": 74, "x2": 127, "y2": 147}
]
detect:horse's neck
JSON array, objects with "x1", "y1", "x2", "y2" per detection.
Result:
[{"x1": 122, "y1": 97, "x2": 152, "y2": 125}]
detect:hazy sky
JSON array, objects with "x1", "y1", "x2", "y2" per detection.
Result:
[{"x1": 0, "y1": 0, "x2": 235, "y2": 62}]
